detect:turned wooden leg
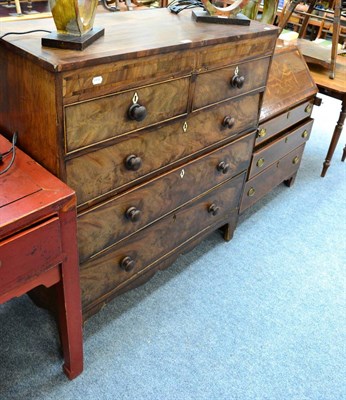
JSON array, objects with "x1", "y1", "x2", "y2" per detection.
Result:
[
  {"x1": 342, "y1": 145, "x2": 346, "y2": 162},
  {"x1": 321, "y1": 97, "x2": 346, "y2": 177}
]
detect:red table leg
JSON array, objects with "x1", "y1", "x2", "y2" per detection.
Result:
[{"x1": 56, "y1": 200, "x2": 83, "y2": 380}]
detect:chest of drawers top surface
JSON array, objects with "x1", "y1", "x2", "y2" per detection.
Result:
[{"x1": 0, "y1": 9, "x2": 278, "y2": 72}]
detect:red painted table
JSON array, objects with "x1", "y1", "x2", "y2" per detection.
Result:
[{"x1": 0, "y1": 134, "x2": 83, "y2": 379}]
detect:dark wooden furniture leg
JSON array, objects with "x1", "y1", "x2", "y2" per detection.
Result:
[
  {"x1": 321, "y1": 95, "x2": 346, "y2": 177},
  {"x1": 342, "y1": 145, "x2": 346, "y2": 161}
]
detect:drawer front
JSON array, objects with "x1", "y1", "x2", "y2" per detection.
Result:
[
  {"x1": 62, "y1": 50, "x2": 196, "y2": 104},
  {"x1": 256, "y1": 100, "x2": 314, "y2": 146},
  {"x1": 240, "y1": 144, "x2": 305, "y2": 213},
  {"x1": 80, "y1": 171, "x2": 246, "y2": 310},
  {"x1": 66, "y1": 93, "x2": 260, "y2": 206},
  {"x1": 249, "y1": 118, "x2": 313, "y2": 179},
  {"x1": 198, "y1": 36, "x2": 276, "y2": 70},
  {"x1": 65, "y1": 77, "x2": 190, "y2": 153},
  {"x1": 193, "y1": 57, "x2": 271, "y2": 110},
  {"x1": 77, "y1": 132, "x2": 255, "y2": 262},
  {"x1": 0, "y1": 217, "x2": 61, "y2": 294}
]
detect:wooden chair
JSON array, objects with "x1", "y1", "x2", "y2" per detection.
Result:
[{"x1": 278, "y1": 0, "x2": 343, "y2": 79}]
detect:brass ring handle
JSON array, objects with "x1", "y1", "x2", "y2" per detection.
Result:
[
  {"x1": 125, "y1": 154, "x2": 142, "y2": 171},
  {"x1": 292, "y1": 156, "x2": 300, "y2": 165},
  {"x1": 256, "y1": 158, "x2": 265, "y2": 168},
  {"x1": 247, "y1": 187, "x2": 255, "y2": 197},
  {"x1": 126, "y1": 207, "x2": 141, "y2": 222},
  {"x1": 217, "y1": 161, "x2": 230, "y2": 174},
  {"x1": 120, "y1": 256, "x2": 136, "y2": 272},
  {"x1": 258, "y1": 128, "x2": 266, "y2": 138},
  {"x1": 305, "y1": 104, "x2": 313, "y2": 114},
  {"x1": 301, "y1": 130, "x2": 308, "y2": 138},
  {"x1": 208, "y1": 203, "x2": 220, "y2": 216}
]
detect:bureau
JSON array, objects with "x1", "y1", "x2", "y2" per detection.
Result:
[
  {"x1": 240, "y1": 41, "x2": 318, "y2": 212},
  {"x1": 0, "y1": 10, "x2": 278, "y2": 319}
]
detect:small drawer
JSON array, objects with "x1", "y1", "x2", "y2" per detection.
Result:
[
  {"x1": 62, "y1": 50, "x2": 196, "y2": 104},
  {"x1": 249, "y1": 118, "x2": 313, "y2": 179},
  {"x1": 65, "y1": 77, "x2": 190, "y2": 153},
  {"x1": 198, "y1": 35, "x2": 277, "y2": 70},
  {"x1": 66, "y1": 93, "x2": 260, "y2": 206},
  {"x1": 240, "y1": 144, "x2": 305, "y2": 213},
  {"x1": 0, "y1": 217, "x2": 62, "y2": 294},
  {"x1": 79, "y1": 171, "x2": 246, "y2": 311},
  {"x1": 77, "y1": 132, "x2": 255, "y2": 262},
  {"x1": 193, "y1": 57, "x2": 271, "y2": 110},
  {"x1": 256, "y1": 100, "x2": 314, "y2": 146}
]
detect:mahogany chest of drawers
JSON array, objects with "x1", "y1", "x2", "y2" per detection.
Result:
[
  {"x1": 240, "y1": 42, "x2": 318, "y2": 212},
  {"x1": 0, "y1": 10, "x2": 278, "y2": 319}
]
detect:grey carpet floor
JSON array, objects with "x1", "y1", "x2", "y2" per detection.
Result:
[{"x1": 1, "y1": 93, "x2": 345, "y2": 400}]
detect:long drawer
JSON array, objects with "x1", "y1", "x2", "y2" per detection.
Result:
[
  {"x1": 65, "y1": 77, "x2": 190, "y2": 152},
  {"x1": 256, "y1": 100, "x2": 314, "y2": 146},
  {"x1": 80, "y1": 171, "x2": 246, "y2": 311},
  {"x1": 249, "y1": 118, "x2": 313, "y2": 179},
  {"x1": 240, "y1": 144, "x2": 305, "y2": 213},
  {"x1": 66, "y1": 93, "x2": 260, "y2": 206},
  {"x1": 77, "y1": 131, "x2": 255, "y2": 263},
  {"x1": 193, "y1": 57, "x2": 270, "y2": 110}
]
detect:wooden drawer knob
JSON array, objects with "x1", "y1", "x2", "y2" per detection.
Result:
[
  {"x1": 208, "y1": 203, "x2": 220, "y2": 216},
  {"x1": 125, "y1": 154, "x2": 142, "y2": 171},
  {"x1": 126, "y1": 206, "x2": 141, "y2": 222},
  {"x1": 128, "y1": 103, "x2": 147, "y2": 122},
  {"x1": 231, "y1": 74, "x2": 245, "y2": 89},
  {"x1": 217, "y1": 161, "x2": 230, "y2": 174},
  {"x1": 222, "y1": 116, "x2": 235, "y2": 129},
  {"x1": 120, "y1": 256, "x2": 136, "y2": 272}
]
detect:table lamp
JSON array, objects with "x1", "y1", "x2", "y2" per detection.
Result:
[{"x1": 42, "y1": 0, "x2": 105, "y2": 50}]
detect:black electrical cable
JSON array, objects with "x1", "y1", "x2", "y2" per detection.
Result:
[
  {"x1": 168, "y1": 0, "x2": 204, "y2": 14},
  {"x1": 0, "y1": 132, "x2": 18, "y2": 176},
  {"x1": 0, "y1": 29, "x2": 51, "y2": 40}
]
